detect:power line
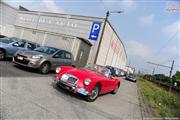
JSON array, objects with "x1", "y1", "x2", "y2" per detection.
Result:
[
  {"x1": 147, "y1": 61, "x2": 171, "y2": 68},
  {"x1": 159, "y1": 30, "x2": 179, "y2": 50}
]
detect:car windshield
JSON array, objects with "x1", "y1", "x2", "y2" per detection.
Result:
[
  {"x1": 0, "y1": 38, "x2": 15, "y2": 44},
  {"x1": 84, "y1": 64, "x2": 112, "y2": 78},
  {"x1": 34, "y1": 46, "x2": 58, "y2": 55},
  {"x1": 128, "y1": 73, "x2": 136, "y2": 78}
]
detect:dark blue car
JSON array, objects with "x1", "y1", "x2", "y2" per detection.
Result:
[{"x1": 0, "y1": 37, "x2": 40, "y2": 60}]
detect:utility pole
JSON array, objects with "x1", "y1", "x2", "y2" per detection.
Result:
[
  {"x1": 152, "y1": 67, "x2": 155, "y2": 75},
  {"x1": 94, "y1": 11, "x2": 109, "y2": 64},
  {"x1": 169, "y1": 60, "x2": 174, "y2": 92},
  {"x1": 147, "y1": 60, "x2": 175, "y2": 92},
  {"x1": 94, "y1": 11, "x2": 123, "y2": 64}
]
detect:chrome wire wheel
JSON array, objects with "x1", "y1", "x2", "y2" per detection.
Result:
[{"x1": 89, "y1": 85, "x2": 100, "y2": 101}]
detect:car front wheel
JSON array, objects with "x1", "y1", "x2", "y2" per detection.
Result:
[
  {"x1": 86, "y1": 84, "x2": 100, "y2": 102},
  {"x1": 0, "y1": 49, "x2": 5, "y2": 60},
  {"x1": 39, "y1": 62, "x2": 50, "y2": 74}
]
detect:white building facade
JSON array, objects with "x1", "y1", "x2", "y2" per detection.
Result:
[{"x1": 0, "y1": 2, "x2": 127, "y2": 69}]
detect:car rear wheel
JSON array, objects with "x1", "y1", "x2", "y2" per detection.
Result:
[
  {"x1": 39, "y1": 62, "x2": 50, "y2": 74},
  {"x1": 0, "y1": 49, "x2": 5, "y2": 60},
  {"x1": 86, "y1": 84, "x2": 100, "y2": 102},
  {"x1": 111, "y1": 85, "x2": 119, "y2": 94}
]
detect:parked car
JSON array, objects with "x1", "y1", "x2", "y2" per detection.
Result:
[
  {"x1": 116, "y1": 68, "x2": 126, "y2": 77},
  {"x1": 126, "y1": 73, "x2": 137, "y2": 82},
  {"x1": 105, "y1": 66, "x2": 117, "y2": 76},
  {"x1": 0, "y1": 37, "x2": 40, "y2": 60},
  {"x1": 53, "y1": 64, "x2": 120, "y2": 102},
  {"x1": 0, "y1": 34, "x2": 6, "y2": 38},
  {"x1": 13, "y1": 46, "x2": 75, "y2": 74}
]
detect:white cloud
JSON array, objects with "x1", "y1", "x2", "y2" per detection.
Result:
[
  {"x1": 125, "y1": 40, "x2": 177, "y2": 75},
  {"x1": 121, "y1": 0, "x2": 135, "y2": 12},
  {"x1": 101, "y1": 0, "x2": 117, "y2": 3},
  {"x1": 42, "y1": 0, "x2": 64, "y2": 13},
  {"x1": 140, "y1": 14, "x2": 155, "y2": 25},
  {"x1": 3, "y1": 0, "x2": 64, "y2": 13},
  {"x1": 126, "y1": 40, "x2": 154, "y2": 59},
  {"x1": 162, "y1": 46, "x2": 179, "y2": 55},
  {"x1": 101, "y1": 0, "x2": 135, "y2": 12},
  {"x1": 162, "y1": 21, "x2": 180, "y2": 37}
]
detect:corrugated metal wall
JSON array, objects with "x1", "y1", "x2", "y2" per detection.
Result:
[{"x1": 96, "y1": 22, "x2": 127, "y2": 70}]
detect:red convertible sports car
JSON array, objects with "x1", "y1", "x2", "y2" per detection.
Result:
[{"x1": 53, "y1": 64, "x2": 120, "y2": 102}]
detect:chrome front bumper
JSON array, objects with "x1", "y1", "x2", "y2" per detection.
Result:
[{"x1": 52, "y1": 75, "x2": 89, "y2": 96}]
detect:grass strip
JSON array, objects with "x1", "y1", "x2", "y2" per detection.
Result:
[{"x1": 138, "y1": 77, "x2": 180, "y2": 118}]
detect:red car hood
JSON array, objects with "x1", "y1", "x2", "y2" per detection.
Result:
[{"x1": 62, "y1": 68, "x2": 106, "y2": 80}]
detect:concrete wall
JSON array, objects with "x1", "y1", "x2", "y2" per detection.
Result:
[
  {"x1": 14, "y1": 11, "x2": 104, "y2": 64},
  {"x1": 15, "y1": 11, "x2": 104, "y2": 41},
  {"x1": 0, "y1": 2, "x2": 17, "y2": 36}
]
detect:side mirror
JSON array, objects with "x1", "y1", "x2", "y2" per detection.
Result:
[{"x1": 13, "y1": 43, "x2": 19, "y2": 47}]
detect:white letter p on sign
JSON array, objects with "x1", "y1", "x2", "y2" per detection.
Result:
[{"x1": 92, "y1": 24, "x2": 100, "y2": 33}]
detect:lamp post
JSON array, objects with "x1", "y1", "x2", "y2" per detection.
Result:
[{"x1": 94, "y1": 11, "x2": 123, "y2": 64}]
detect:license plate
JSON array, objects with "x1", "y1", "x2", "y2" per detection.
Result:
[
  {"x1": 17, "y1": 56, "x2": 23, "y2": 60},
  {"x1": 61, "y1": 74, "x2": 69, "y2": 82}
]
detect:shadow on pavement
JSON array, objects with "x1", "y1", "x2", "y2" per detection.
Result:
[
  {"x1": 51, "y1": 82, "x2": 115, "y2": 102},
  {"x1": 51, "y1": 82, "x2": 86, "y2": 102},
  {"x1": 0, "y1": 59, "x2": 54, "y2": 77}
]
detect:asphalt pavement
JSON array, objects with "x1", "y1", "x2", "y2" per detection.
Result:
[{"x1": 0, "y1": 61, "x2": 141, "y2": 119}]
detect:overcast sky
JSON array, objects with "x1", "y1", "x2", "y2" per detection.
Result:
[{"x1": 3, "y1": 0, "x2": 180, "y2": 75}]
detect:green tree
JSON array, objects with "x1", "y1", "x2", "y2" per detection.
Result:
[
  {"x1": 153, "y1": 74, "x2": 170, "y2": 82},
  {"x1": 172, "y1": 71, "x2": 180, "y2": 86}
]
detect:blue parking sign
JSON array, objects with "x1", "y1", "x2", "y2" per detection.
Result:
[{"x1": 89, "y1": 22, "x2": 101, "y2": 41}]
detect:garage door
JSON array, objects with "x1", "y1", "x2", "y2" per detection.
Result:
[{"x1": 44, "y1": 34, "x2": 73, "y2": 52}]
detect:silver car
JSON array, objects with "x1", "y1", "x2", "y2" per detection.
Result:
[
  {"x1": 13, "y1": 46, "x2": 75, "y2": 74},
  {"x1": 0, "y1": 37, "x2": 40, "y2": 60},
  {"x1": 126, "y1": 73, "x2": 137, "y2": 82}
]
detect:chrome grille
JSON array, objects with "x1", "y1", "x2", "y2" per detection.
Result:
[
  {"x1": 67, "y1": 77, "x2": 77, "y2": 84},
  {"x1": 61, "y1": 74, "x2": 78, "y2": 85}
]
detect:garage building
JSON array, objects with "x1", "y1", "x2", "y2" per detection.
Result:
[{"x1": 0, "y1": 1, "x2": 127, "y2": 69}]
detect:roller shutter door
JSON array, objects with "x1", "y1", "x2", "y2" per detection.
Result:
[{"x1": 44, "y1": 34, "x2": 73, "y2": 52}]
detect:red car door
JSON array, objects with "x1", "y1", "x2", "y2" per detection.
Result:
[
  {"x1": 100, "y1": 77, "x2": 114, "y2": 94},
  {"x1": 109, "y1": 77, "x2": 117, "y2": 91}
]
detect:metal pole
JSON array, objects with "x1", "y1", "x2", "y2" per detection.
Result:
[
  {"x1": 94, "y1": 11, "x2": 109, "y2": 64},
  {"x1": 169, "y1": 60, "x2": 174, "y2": 92},
  {"x1": 152, "y1": 68, "x2": 155, "y2": 75}
]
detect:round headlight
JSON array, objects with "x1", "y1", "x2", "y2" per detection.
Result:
[
  {"x1": 55, "y1": 67, "x2": 61, "y2": 73},
  {"x1": 84, "y1": 78, "x2": 91, "y2": 86}
]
